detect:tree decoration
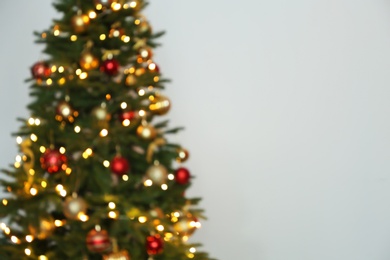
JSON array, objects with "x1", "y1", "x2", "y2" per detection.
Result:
[
  {"x1": 110, "y1": 156, "x2": 130, "y2": 176},
  {"x1": 176, "y1": 147, "x2": 189, "y2": 163},
  {"x1": 101, "y1": 58, "x2": 120, "y2": 76},
  {"x1": 80, "y1": 52, "x2": 100, "y2": 71},
  {"x1": 146, "y1": 163, "x2": 168, "y2": 185},
  {"x1": 138, "y1": 47, "x2": 153, "y2": 62},
  {"x1": 63, "y1": 196, "x2": 87, "y2": 220},
  {"x1": 125, "y1": 74, "x2": 137, "y2": 86},
  {"x1": 86, "y1": 227, "x2": 111, "y2": 253},
  {"x1": 136, "y1": 123, "x2": 157, "y2": 140},
  {"x1": 149, "y1": 94, "x2": 171, "y2": 115},
  {"x1": 56, "y1": 101, "x2": 78, "y2": 123},
  {"x1": 28, "y1": 217, "x2": 55, "y2": 240},
  {"x1": 31, "y1": 61, "x2": 51, "y2": 80},
  {"x1": 94, "y1": 0, "x2": 114, "y2": 8},
  {"x1": 71, "y1": 13, "x2": 90, "y2": 34},
  {"x1": 175, "y1": 167, "x2": 191, "y2": 185},
  {"x1": 172, "y1": 212, "x2": 199, "y2": 237},
  {"x1": 40, "y1": 149, "x2": 67, "y2": 174},
  {"x1": 146, "y1": 234, "x2": 164, "y2": 255},
  {"x1": 119, "y1": 110, "x2": 137, "y2": 123},
  {"x1": 103, "y1": 238, "x2": 130, "y2": 260}
]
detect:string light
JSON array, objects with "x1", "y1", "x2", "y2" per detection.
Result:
[
  {"x1": 144, "y1": 179, "x2": 153, "y2": 187},
  {"x1": 59, "y1": 147, "x2": 66, "y2": 154},
  {"x1": 161, "y1": 184, "x2": 168, "y2": 190},
  {"x1": 121, "y1": 36, "x2": 130, "y2": 43},
  {"x1": 74, "y1": 126, "x2": 81, "y2": 133},
  {"x1": 40, "y1": 146, "x2": 46, "y2": 153},
  {"x1": 100, "y1": 34, "x2": 106, "y2": 41},
  {"x1": 88, "y1": 11, "x2": 97, "y2": 19},
  {"x1": 168, "y1": 174, "x2": 174, "y2": 180},
  {"x1": 25, "y1": 235, "x2": 34, "y2": 243},
  {"x1": 30, "y1": 188, "x2": 38, "y2": 196},
  {"x1": 111, "y1": 2, "x2": 122, "y2": 11},
  {"x1": 103, "y1": 160, "x2": 110, "y2": 168},
  {"x1": 2, "y1": 199, "x2": 8, "y2": 206},
  {"x1": 138, "y1": 110, "x2": 146, "y2": 117},
  {"x1": 16, "y1": 136, "x2": 22, "y2": 144},
  {"x1": 58, "y1": 66, "x2": 65, "y2": 73},
  {"x1": 24, "y1": 248, "x2": 32, "y2": 256},
  {"x1": 46, "y1": 78, "x2": 53, "y2": 86},
  {"x1": 70, "y1": 35, "x2": 77, "y2": 41},
  {"x1": 38, "y1": 256, "x2": 48, "y2": 260},
  {"x1": 156, "y1": 225, "x2": 164, "y2": 232},
  {"x1": 11, "y1": 236, "x2": 20, "y2": 244},
  {"x1": 30, "y1": 134, "x2": 38, "y2": 142},
  {"x1": 108, "y1": 211, "x2": 118, "y2": 219},
  {"x1": 108, "y1": 202, "x2": 116, "y2": 209},
  {"x1": 120, "y1": 102, "x2": 127, "y2": 109},
  {"x1": 100, "y1": 129, "x2": 108, "y2": 137},
  {"x1": 78, "y1": 213, "x2": 89, "y2": 222},
  {"x1": 122, "y1": 119, "x2": 130, "y2": 127},
  {"x1": 41, "y1": 181, "x2": 47, "y2": 188},
  {"x1": 138, "y1": 216, "x2": 147, "y2": 223}
]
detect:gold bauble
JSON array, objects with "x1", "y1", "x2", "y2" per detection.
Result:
[
  {"x1": 63, "y1": 196, "x2": 87, "y2": 220},
  {"x1": 173, "y1": 213, "x2": 198, "y2": 237},
  {"x1": 103, "y1": 250, "x2": 130, "y2": 260},
  {"x1": 146, "y1": 164, "x2": 168, "y2": 185},
  {"x1": 138, "y1": 47, "x2": 153, "y2": 61},
  {"x1": 125, "y1": 74, "x2": 137, "y2": 86},
  {"x1": 149, "y1": 95, "x2": 171, "y2": 115},
  {"x1": 176, "y1": 148, "x2": 189, "y2": 163},
  {"x1": 80, "y1": 52, "x2": 99, "y2": 70},
  {"x1": 29, "y1": 217, "x2": 55, "y2": 240},
  {"x1": 136, "y1": 124, "x2": 156, "y2": 140},
  {"x1": 71, "y1": 14, "x2": 90, "y2": 34},
  {"x1": 135, "y1": 67, "x2": 146, "y2": 76}
]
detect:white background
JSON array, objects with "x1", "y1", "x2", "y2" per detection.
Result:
[{"x1": 1, "y1": 1, "x2": 390, "y2": 259}]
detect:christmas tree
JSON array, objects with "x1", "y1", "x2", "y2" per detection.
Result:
[{"x1": 0, "y1": 1, "x2": 211, "y2": 259}]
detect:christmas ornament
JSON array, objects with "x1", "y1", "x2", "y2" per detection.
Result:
[
  {"x1": 135, "y1": 67, "x2": 146, "y2": 76},
  {"x1": 176, "y1": 148, "x2": 189, "y2": 163},
  {"x1": 109, "y1": 28, "x2": 125, "y2": 38},
  {"x1": 103, "y1": 250, "x2": 130, "y2": 260},
  {"x1": 136, "y1": 124, "x2": 157, "y2": 140},
  {"x1": 71, "y1": 13, "x2": 90, "y2": 34},
  {"x1": 63, "y1": 196, "x2": 87, "y2": 220},
  {"x1": 147, "y1": 62, "x2": 159, "y2": 73},
  {"x1": 138, "y1": 47, "x2": 153, "y2": 62},
  {"x1": 146, "y1": 138, "x2": 166, "y2": 163},
  {"x1": 173, "y1": 212, "x2": 199, "y2": 237},
  {"x1": 40, "y1": 149, "x2": 67, "y2": 174},
  {"x1": 80, "y1": 52, "x2": 99, "y2": 70},
  {"x1": 149, "y1": 208, "x2": 164, "y2": 219},
  {"x1": 149, "y1": 95, "x2": 171, "y2": 115},
  {"x1": 125, "y1": 74, "x2": 137, "y2": 86},
  {"x1": 146, "y1": 234, "x2": 164, "y2": 255},
  {"x1": 146, "y1": 164, "x2": 168, "y2": 185},
  {"x1": 110, "y1": 156, "x2": 130, "y2": 176},
  {"x1": 119, "y1": 110, "x2": 137, "y2": 122},
  {"x1": 94, "y1": 0, "x2": 114, "y2": 8},
  {"x1": 31, "y1": 61, "x2": 51, "y2": 80},
  {"x1": 86, "y1": 227, "x2": 111, "y2": 253},
  {"x1": 175, "y1": 167, "x2": 191, "y2": 185},
  {"x1": 101, "y1": 59, "x2": 120, "y2": 76},
  {"x1": 92, "y1": 105, "x2": 111, "y2": 129},
  {"x1": 28, "y1": 217, "x2": 55, "y2": 240},
  {"x1": 56, "y1": 101, "x2": 78, "y2": 123}
]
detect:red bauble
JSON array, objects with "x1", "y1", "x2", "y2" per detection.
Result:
[
  {"x1": 40, "y1": 149, "x2": 67, "y2": 174},
  {"x1": 101, "y1": 59, "x2": 120, "y2": 75},
  {"x1": 175, "y1": 167, "x2": 191, "y2": 185},
  {"x1": 110, "y1": 156, "x2": 130, "y2": 175},
  {"x1": 86, "y1": 229, "x2": 111, "y2": 253},
  {"x1": 119, "y1": 111, "x2": 137, "y2": 122},
  {"x1": 31, "y1": 61, "x2": 51, "y2": 79},
  {"x1": 146, "y1": 234, "x2": 164, "y2": 255}
]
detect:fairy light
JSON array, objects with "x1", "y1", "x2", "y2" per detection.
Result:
[
  {"x1": 187, "y1": 253, "x2": 195, "y2": 259},
  {"x1": 41, "y1": 181, "x2": 47, "y2": 188},
  {"x1": 46, "y1": 78, "x2": 53, "y2": 85},
  {"x1": 134, "y1": 19, "x2": 141, "y2": 25},
  {"x1": 15, "y1": 155, "x2": 22, "y2": 163},
  {"x1": 70, "y1": 35, "x2": 77, "y2": 41},
  {"x1": 65, "y1": 167, "x2": 72, "y2": 175},
  {"x1": 144, "y1": 179, "x2": 153, "y2": 187},
  {"x1": 59, "y1": 147, "x2": 66, "y2": 154},
  {"x1": 100, "y1": 129, "x2": 108, "y2": 137},
  {"x1": 16, "y1": 136, "x2": 22, "y2": 144},
  {"x1": 138, "y1": 89, "x2": 145, "y2": 96},
  {"x1": 82, "y1": 148, "x2": 93, "y2": 159},
  {"x1": 138, "y1": 216, "x2": 147, "y2": 223},
  {"x1": 108, "y1": 211, "x2": 118, "y2": 219},
  {"x1": 40, "y1": 146, "x2": 46, "y2": 153},
  {"x1": 96, "y1": 4, "x2": 103, "y2": 10},
  {"x1": 58, "y1": 66, "x2": 65, "y2": 73},
  {"x1": 89, "y1": 11, "x2": 97, "y2": 19},
  {"x1": 25, "y1": 235, "x2": 34, "y2": 243},
  {"x1": 121, "y1": 35, "x2": 130, "y2": 43},
  {"x1": 4, "y1": 227, "x2": 11, "y2": 235},
  {"x1": 100, "y1": 34, "x2": 106, "y2": 41},
  {"x1": 122, "y1": 119, "x2": 130, "y2": 127},
  {"x1": 148, "y1": 63, "x2": 157, "y2": 71},
  {"x1": 30, "y1": 134, "x2": 38, "y2": 142},
  {"x1": 35, "y1": 118, "x2": 41, "y2": 125},
  {"x1": 138, "y1": 110, "x2": 146, "y2": 117},
  {"x1": 182, "y1": 236, "x2": 189, "y2": 242},
  {"x1": 164, "y1": 232, "x2": 173, "y2": 241},
  {"x1": 153, "y1": 76, "x2": 160, "y2": 83},
  {"x1": 51, "y1": 65, "x2": 57, "y2": 73},
  {"x1": 25, "y1": 248, "x2": 32, "y2": 256},
  {"x1": 56, "y1": 184, "x2": 64, "y2": 192},
  {"x1": 189, "y1": 247, "x2": 197, "y2": 253},
  {"x1": 161, "y1": 184, "x2": 168, "y2": 190},
  {"x1": 2, "y1": 199, "x2": 7, "y2": 206},
  {"x1": 122, "y1": 175, "x2": 129, "y2": 181},
  {"x1": 11, "y1": 236, "x2": 20, "y2": 244},
  {"x1": 103, "y1": 160, "x2": 110, "y2": 168},
  {"x1": 28, "y1": 118, "x2": 35, "y2": 125},
  {"x1": 75, "y1": 69, "x2": 82, "y2": 76},
  {"x1": 129, "y1": 67, "x2": 135, "y2": 74},
  {"x1": 54, "y1": 220, "x2": 64, "y2": 227},
  {"x1": 29, "y1": 169, "x2": 35, "y2": 176},
  {"x1": 60, "y1": 190, "x2": 67, "y2": 197},
  {"x1": 108, "y1": 202, "x2": 116, "y2": 209},
  {"x1": 79, "y1": 72, "x2": 88, "y2": 79},
  {"x1": 168, "y1": 174, "x2": 174, "y2": 181},
  {"x1": 41, "y1": 33, "x2": 47, "y2": 38},
  {"x1": 120, "y1": 102, "x2": 127, "y2": 109},
  {"x1": 14, "y1": 162, "x2": 21, "y2": 168},
  {"x1": 30, "y1": 188, "x2": 38, "y2": 196},
  {"x1": 38, "y1": 256, "x2": 48, "y2": 260},
  {"x1": 156, "y1": 225, "x2": 164, "y2": 232},
  {"x1": 74, "y1": 126, "x2": 81, "y2": 133},
  {"x1": 111, "y1": 2, "x2": 122, "y2": 11},
  {"x1": 58, "y1": 77, "x2": 66, "y2": 85},
  {"x1": 129, "y1": 0, "x2": 138, "y2": 8},
  {"x1": 78, "y1": 213, "x2": 89, "y2": 222}
]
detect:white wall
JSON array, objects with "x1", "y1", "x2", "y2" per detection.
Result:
[{"x1": 2, "y1": 1, "x2": 390, "y2": 259}]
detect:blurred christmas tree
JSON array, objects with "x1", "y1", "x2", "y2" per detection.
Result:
[{"x1": 0, "y1": 1, "x2": 212, "y2": 259}]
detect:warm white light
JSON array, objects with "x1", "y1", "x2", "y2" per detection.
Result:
[
  {"x1": 30, "y1": 134, "x2": 38, "y2": 142},
  {"x1": 189, "y1": 247, "x2": 197, "y2": 253},
  {"x1": 138, "y1": 216, "x2": 147, "y2": 223},
  {"x1": 122, "y1": 175, "x2": 129, "y2": 181},
  {"x1": 59, "y1": 147, "x2": 66, "y2": 154},
  {"x1": 89, "y1": 11, "x2": 97, "y2": 19},
  {"x1": 35, "y1": 118, "x2": 41, "y2": 125},
  {"x1": 38, "y1": 256, "x2": 48, "y2": 260},
  {"x1": 168, "y1": 174, "x2": 174, "y2": 180},
  {"x1": 156, "y1": 225, "x2": 164, "y2": 231},
  {"x1": 100, "y1": 129, "x2": 108, "y2": 137},
  {"x1": 108, "y1": 202, "x2": 116, "y2": 209},
  {"x1": 103, "y1": 160, "x2": 110, "y2": 168},
  {"x1": 138, "y1": 89, "x2": 145, "y2": 96},
  {"x1": 74, "y1": 126, "x2": 81, "y2": 133},
  {"x1": 26, "y1": 235, "x2": 34, "y2": 243},
  {"x1": 144, "y1": 179, "x2": 153, "y2": 186},
  {"x1": 108, "y1": 211, "x2": 117, "y2": 219},
  {"x1": 122, "y1": 119, "x2": 130, "y2": 127},
  {"x1": 58, "y1": 66, "x2": 65, "y2": 73},
  {"x1": 16, "y1": 136, "x2": 22, "y2": 144},
  {"x1": 79, "y1": 213, "x2": 89, "y2": 222},
  {"x1": 121, "y1": 36, "x2": 130, "y2": 43},
  {"x1": 79, "y1": 72, "x2": 88, "y2": 79},
  {"x1": 161, "y1": 184, "x2": 168, "y2": 190},
  {"x1": 30, "y1": 188, "x2": 38, "y2": 196},
  {"x1": 15, "y1": 155, "x2": 22, "y2": 163},
  {"x1": 24, "y1": 248, "x2": 31, "y2": 256},
  {"x1": 60, "y1": 190, "x2": 67, "y2": 197},
  {"x1": 112, "y1": 2, "x2": 122, "y2": 10},
  {"x1": 11, "y1": 236, "x2": 19, "y2": 244},
  {"x1": 138, "y1": 110, "x2": 146, "y2": 117},
  {"x1": 100, "y1": 34, "x2": 106, "y2": 40}
]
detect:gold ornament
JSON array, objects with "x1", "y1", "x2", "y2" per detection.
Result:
[
  {"x1": 71, "y1": 14, "x2": 90, "y2": 34},
  {"x1": 125, "y1": 74, "x2": 137, "y2": 86},
  {"x1": 176, "y1": 148, "x2": 189, "y2": 163},
  {"x1": 80, "y1": 52, "x2": 99, "y2": 70},
  {"x1": 172, "y1": 212, "x2": 199, "y2": 237},
  {"x1": 109, "y1": 28, "x2": 125, "y2": 38},
  {"x1": 146, "y1": 163, "x2": 168, "y2": 185},
  {"x1": 56, "y1": 101, "x2": 78, "y2": 123},
  {"x1": 29, "y1": 217, "x2": 55, "y2": 240},
  {"x1": 149, "y1": 95, "x2": 171, "y2": 115},
  {"x1": 137, "y1": 124, "x2": 156, "y2": 140},
  {"x1": 63, "y1": 196, "x2": 87, "y2": 220},
  {"x1": 146, "y1": 138, "x2": 166, "y2": 163},
  {"x1": 134, "y1": 67, "x2": 146, "y2": 76},
  {"x1": 103, "y1": 251, "x2": 130, "y2": 260},
  {"x1": 138, "y1": 47, "x2": 153, "y2": 62}
]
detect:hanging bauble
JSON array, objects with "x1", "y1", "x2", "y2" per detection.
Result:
[
  {"x1": 175, "y1": 167, "x2": 191, "y2": 185},
  {"x1": 146, "y1": 234, "x2": 164, "y2": 255},
  {"x1": 176, "y1": 148, "x2": 189, "y2": 163},
  {"x1": 138, "y1": 47, "x2": 153, "y2": 62},
  {"x1": 92, "y1": 106, "x2": 111, "y2": 122},
  {"x1": 173, "y1": 213, "x2": 199, "y2": 237},
  {"x1": 146, "y1": 164, "x2": 168, "y2": 185},
  {"x1": 149, "y1": 95, "x2": 171, "y2": 115},
  {"x1": 125, "y1": 74, "x2": 137, "y2": 86},
  {"x1": 28, "y1": 216, "x2": 55, "y2": 240},
  {"x1": 56, "y1": 101, "x2": 78, "y2": 123},
  {"x1": 80, "y1": 52, "x2": 100, "y2": 71},
  {"x1": 94, "y1": 0, "x2": 114, "y2": 8},
  {"x1": 31, "y1": 61, "x2": 51, "y2": 80},
  {"x1": 71, "y1": 14, "x2": 90, "y2": 34},
  {"x1": 101, "y1": 59, "x2": 120, "y2": 76},
  {"x1": 110, "y1": 156, "x2": 130, "y2": 176},
  {"x1": 86, "y1": 228, "x2": 111, "y2": 253},
  {"x1": 120, "y1": 110, "x2": 137, "y2": 123},
  {"x1": 109, "y1": 28, "x2": 125, "y2": 38},
  {"x1": 63, "y1": 196, "x2": 87, "y2": 220},
  {"x1": 40, "y1": 149, "x2": 67, "y2": 174},
  {"x1": 103, "y1": 250, "x2": 130, "y2": 260},
  {"x1": 136, "y1": 124, "x2": 157, "y2": 140}
]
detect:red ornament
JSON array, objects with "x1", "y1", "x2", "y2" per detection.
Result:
[
  {"x1": 40, "y1": 149, "x2": 67, "y2": 174},
  {"x1": 110, "y1": 156, "x2": 130, "y2": 175},
  {"x1": 119, "y1": 111, "x2": 137, "y2": 122},
  {"x1": 31, "y1": 62, "x2": 51, "y2": 79},
  {"x1": 101, "y1": 59, "x2": 120, "y2": 75},
  {"x1": 175, "y1": 167, "x2": 191, "y2": 185},
  {"x1": 146, "y1": 234, "x2": 164, "y2": 255},
  {"x1": 86, "y1": 228, "x2": 111, "y2": 253}
]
